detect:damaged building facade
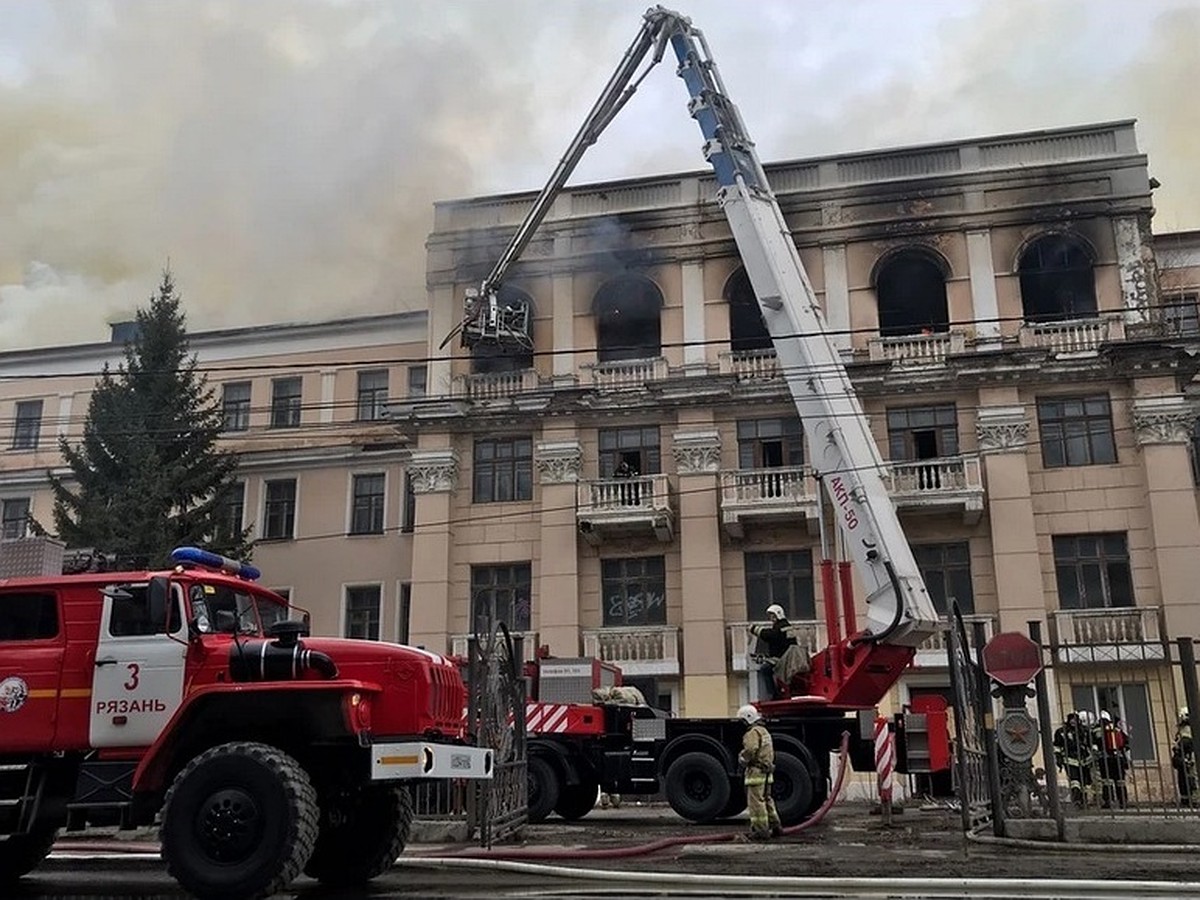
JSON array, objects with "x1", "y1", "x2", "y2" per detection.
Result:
[{"x1": 398, "y1": 118, "x2": 1200, "y2": 759}]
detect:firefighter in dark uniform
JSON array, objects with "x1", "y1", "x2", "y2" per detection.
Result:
[
  {"x1": 1053, "y1": 710, "x2": 1094, "y2": 808},
  {"x1": 1173, "y1": 707, "x2": 1196, "y2": 806},
  {"x1": 749, "y1": 604, "x2": 796, "y2": 700},
  {"x1": 1096, "y1": 710, "x2": 1129, "y2": 809}
]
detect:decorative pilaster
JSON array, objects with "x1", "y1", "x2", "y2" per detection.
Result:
[
  {"x1": 1113, "y1": 215, "x2": 1156, "y2": 325},
  {"x1": 407, "y1": 449, "x2": 459, "y2": 493},
  {"x1": 671, "y1": 431, "x2": 721, "y2": 475},
  {"x1": 1132, "y1": 397, "x2": 1197, "y2": 446},
  {"x1": 976, "y1": 406, "x2": 1030, "y2": 454},
  {"x1": 535, "y1": 440, "x2": 583, "y2": 484}
]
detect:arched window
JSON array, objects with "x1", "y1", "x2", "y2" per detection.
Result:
[
  {"x1": 593, "y1": 275, "x2": 663, "y2": 362},
  {"x1": 1018, "y1": 234, "x2": 1097, "y2": 322},
  {"x1": 471, "y1": 286, "x2": 535, "y2": 374},
  {"x1": 875, "y1": 250, "x2": 950, "y2": 337},
  {"x1": 724, "y1": 267, "x2": 772, "y2": 352}
]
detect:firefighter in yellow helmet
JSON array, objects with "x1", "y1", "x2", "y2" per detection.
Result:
[{"x1": 737, "y1": 704, "x2": 782, "y2": 841}]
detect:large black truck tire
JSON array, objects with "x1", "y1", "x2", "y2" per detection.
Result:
[
  {"x1": 160, "y1": 741, "x2": 319, "y2": 900},
  {"x1": 527, "y1": 756, "x2": 560, "y2": 823},
  {"x1": 304, "y1": 784, "x2": 413, "y2": 886},
  {"x1": 771, "y1": 751, "x2": 815, "y2": 825},
  {"x1": 664, "y1": 751, "x2": 731, "y2": 823},
  {"x1": 0, "y1": 826, "x2": 58, "y2": 884},
  {"x1": 554, "y1": 779, "x2": 598, "y2": 820}
]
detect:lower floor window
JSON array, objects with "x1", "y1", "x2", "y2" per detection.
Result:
[
  {"x1": 345, "y1": 585, "x2": 381, "y2": 640},
  {"x1": 601, "y1": 556, "x2": 666, "y2": 626},
  {"x1": 470, "y1": 563, "x2": 532, "y2": 633},
  {"x1": 1070, "y1": 682, "x2": 1155, "y2": 761}
]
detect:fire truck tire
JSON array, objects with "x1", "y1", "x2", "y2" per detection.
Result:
[
  {"x1": 664, "y1": 752, "x2": 731, "y2": 823},
  {"x1": 160, "y1": 741, "x2": 319, "y2": 900},
  {"x1": 554, "y1": 780, "x2": 598, "y2": 820},
  {"x1": 527, "y1": 756, "x2": 560, "y2": 823},
  {"x1": 771, "y1": 752, "x2": 814, "y2": 826},
  {"x1": 0, "y1": 826, "x2": 58, "y2": 884},
  {"x1": 304, "y1": 785, "x2": 413, "y2": 886},
  {"x1": 717, "y1": 781, "x2": 747, "y2": 819}
]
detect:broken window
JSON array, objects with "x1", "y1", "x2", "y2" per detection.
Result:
[
  {"x1": 593, "y1": 275, "x2": 663, "y2": 362},
  {"x1": 875, "y1": 250, "x2": 950, "y2": 337},
  {"x1": 1018, "y1": 234, "x2": 1097, "y2": 322},
  {"x1": 887, "y1": 404, "x2": 958, "y2": 461},
  {"x1": 725, "y1": 267, "x2": 772, "y2": 352}
]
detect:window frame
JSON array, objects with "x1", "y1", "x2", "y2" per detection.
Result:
[
  {"x1": 401, "y1": 472, "x2": 416, "y2": 533},
  {"x1": 912, "y1": 542, "x2": 974, "y2": 616},
  {"x1": 886, "y1": 404, "x2": 959, "y2": 461},
  {"x1": 472, "y1": 437, "x2": 533, "y2": 504},
  {"x1": 743, "y1": 550, "x2": 815, "y2": 622},
  {"x1": 1070, "y1": 682, "x2": 1156, "y2": 762},
  {"x1": 221, "y1": 382, "x2": 252, "y2": 432},
  {"x1": 1163, "y1": 292, "x2": 1200, "y2": 337},
  {"x1": 269, "y1": 377, "x2": 303, "y2": 429},
  {"x1": 261, "y1": 478, "x2": 298, "y2": 541},
  {"x1": 349, "y1": 472, "x2": 386, "y2": 535},
  {"x1": 601, "y1": 556, "x2": 667, "y2": 627},
  {"x1": 736, "y1": 418, "x2": 804, "y2": 469},
  {"x1": 407, "y1": 365, "x2": 427, "y2": 398},
  {"x1": 470, "y1": 563, "x2": 532, "y2": 633},
  {"x1": 216, "y1": 482, "x2": 246, "y2": 545},
  {"x1": 344, "y1": 584, "x2": 382, "y2": 640},
  {"x1": 1037, "y1": 395, "x2": 1117, "y2": 468},
  {"x1": 0, "y1": 590, "x2": 59, "y2": 642},
  {"x1": 598, "y1": 426, "x2": 661, "y2": 477},
  {"x1": 356, "y1": 369, "x2": 390, "y2": 422},
  {"x1": 1052, "y1": 532, "x2": 1134, "y2": 610},
  {"x1": 1, "y1": 497, "x2": 31, "y2": 541},
  {"x1": 11, "y1": 399, "x2": 43, "y2": 451}
]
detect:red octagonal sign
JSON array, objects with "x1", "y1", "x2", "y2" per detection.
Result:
[{"x1": 981, "y1": 632, "x2": 1043, "y2": 686}]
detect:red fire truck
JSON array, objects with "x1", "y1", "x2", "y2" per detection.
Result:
[
  {"x1": 449, "y1": 6, "x2": 953, "y2": 826},
  {"x1": 0, "y1": 547, "x2": 492, "y2": 898}
]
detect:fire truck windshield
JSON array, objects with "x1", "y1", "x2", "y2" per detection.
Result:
[{"x1": 188, "y1": 583, "x2": 289, "y2": 636}]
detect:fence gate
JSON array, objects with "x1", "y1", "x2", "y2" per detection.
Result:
[
  {"x1": 947, "y1": 604, "x2": 998, "y2": 833},
  {"x1": 467, "y1": 620, "x2": 527, "y2": 847}
]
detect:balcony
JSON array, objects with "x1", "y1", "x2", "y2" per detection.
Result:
[
  {"x1": 1018, "y1": 315, "x2": 1125, "y2": 357},
  {"x1": 718, "y1": 349, "x2": 780, "y2": 382},
  {"x1": 584, "y1": 357, "x2": 669, "y2": 391},
  {"x1": 718, "y1": 466, "x2": 820, "y2": 537},
  {"x1": 884, "y1": 455, "x2": 985, "y2": 524},
  {"x1": 582, "y1": 625, "x2": 681, "y2": 677},
  {"x1": 449, "y1": 630, "x2": 540, "y2": 660},
  {"x1": 728, "y1": 620, "x2": 826, "y2": 673},
  {"x1": 576, "y1": 474, "x2": 674, "y2": 545},
  {"x1": 1050, "y1": 606, "x2": 1167, "y2": 664},
  {"x1": 452, "y1": 369, "x2": 539, "y2": 400},
  {"x1": 913, "y1": 614, "x2": 998, "y2": 668},
  {"x1": 868, "y1": 330, "x2": 967, "y2": 365}
]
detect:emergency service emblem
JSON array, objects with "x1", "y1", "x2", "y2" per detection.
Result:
[{"x1": 0, "y1": 676, "x2": 29, "y2": 713}]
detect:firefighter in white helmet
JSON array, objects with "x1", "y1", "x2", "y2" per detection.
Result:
[
  {"x1": 736, "y1": 704, "x2": 782, "y2": 841},
  {"x1": 748, "y1": 604, "x2": 797, "y2": 700}
]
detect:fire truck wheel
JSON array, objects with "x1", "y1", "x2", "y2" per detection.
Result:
[
  {"x1": 554, "y1": 781, "x2": 598, "y2": 820},
  {"x1": 160, "y1": 742, "x2": 319, "y2": 900},
  {"x1": 527, "y1": 756, "x2": 559, "y2": 823},
  {"x1": 0, "y1": 826, "x2": 58, "y2": 884},
  {"x1": 664, "y1": 752, "x2": 731, "y2": 823},
  {"x1": 771, "y1": 752, "x2": 814, "y2": 826},
  {"x1": 304, "y1": 785, "x2": 413, "y2": 886},
  {"x1": 717, "y1": 781, "x2": 747, "y2": 819}
]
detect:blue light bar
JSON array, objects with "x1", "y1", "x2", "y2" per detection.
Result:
[{"x1": 170, "y1": 546, "x2": 261, "y2": 581}]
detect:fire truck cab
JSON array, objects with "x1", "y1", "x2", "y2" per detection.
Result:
[{"x1": 0, "y1": 547, "x2": 492, "y2": 899}]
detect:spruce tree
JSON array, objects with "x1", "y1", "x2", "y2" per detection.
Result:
[{"x1": 51, "y1": 271, "x2": 251, "y2": 567}]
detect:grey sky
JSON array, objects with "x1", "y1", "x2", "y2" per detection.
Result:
[{"x1": 1, "y1": 0, "x2": 1196, "y2": 349}]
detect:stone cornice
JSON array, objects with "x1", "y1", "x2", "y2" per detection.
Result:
[
  {"x1": 671, "y1": 430, "x2": 721, "y2": 475},
  {"x1": 534, "y1": 440, "x2": 583, "y2": 484},
  {"x1": 406, "y1": 448, "x2": 459, "y2": 494}
]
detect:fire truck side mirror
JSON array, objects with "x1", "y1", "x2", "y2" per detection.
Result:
[{"x1": 148, "y1": 576, "x2": 171, "y2": 633}]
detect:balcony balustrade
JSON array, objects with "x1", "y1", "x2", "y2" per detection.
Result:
[
  {"x1": 452, "y1": 368, "x2": 539, "y2": 400},
  {"x1": 1018, "y1": 315, "x2": 1125, "y2": 356},
  {"x1": 584, "y1": 357, "x2": 669, "y2": 391},
  {"x1": 718, "y1": 466, "x2": 819, "y2": 537},
  {"x1": 582, "y1": 625, "x2": 681, "y2": 677},
  {"x1": 913, "y1": 614, "x2": 997, "y2": 668},
  {"x1": 717, "y1": 348, "x2": 781, "y2": 382},
  {"x1": 576, "y1": 474, "x2": 674, "y2": 544},
  {"x1": 868, "y1": 330, "x2": 967, "y2": 365},
  {"x1": 449, "y1": 630, "x2": 540, "y2": 660},
  {"x1": 728, "y1": 620, "x2": 825, "y2": 673},
  {"x1": 884, "y1": 455, "x2": 985, "y2": 524},
  {"x1": 1050, "y1": 606, "x2": 1166, "y2": 664}
]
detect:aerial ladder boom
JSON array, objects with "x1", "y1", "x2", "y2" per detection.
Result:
[{"x1": 453, "y1": 7, "x2": 942, "y2": 705}]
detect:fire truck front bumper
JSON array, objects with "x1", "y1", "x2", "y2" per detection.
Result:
[{"x1": 370, "y1": 741, "x2": 494, "y2": 781}]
